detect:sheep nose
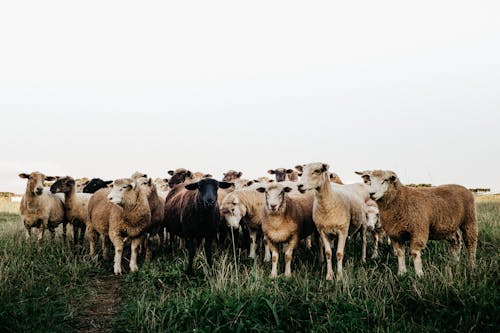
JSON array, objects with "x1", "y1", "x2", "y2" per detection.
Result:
[
  {"x1": 270, "y1": 204, "x2": 277, "y2": 210},
  {"x1": 297, "y1": 184, "x2": 303, "y2": 189},
  {"x1": 369, "y1": 192, "x2": 376, "y2": 196}
]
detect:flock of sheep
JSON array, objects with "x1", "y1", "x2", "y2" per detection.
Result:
[{"x1": 18, "y1": 163, "x2": 478, "y2": 280}]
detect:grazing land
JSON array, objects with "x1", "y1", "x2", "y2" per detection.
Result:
[{"x1": 0, "y1": 198, "x2": 498, "y2": 332}]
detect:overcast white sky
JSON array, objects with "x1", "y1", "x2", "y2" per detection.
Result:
[{"x1": 1, "y1": 1, "x2": 499, "y2": 194}]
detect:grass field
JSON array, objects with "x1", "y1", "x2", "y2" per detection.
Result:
[{"x1": 0, "y1": 199, "x2": 498, "y2": 332}]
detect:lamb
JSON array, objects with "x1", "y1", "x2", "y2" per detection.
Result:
[
  {"x1": 297, "y1": 163, "x2": 367, "y2": 280},
  {"x1": 83, "y1": 178, "x2": 113, "y2": 193},
  {"x1": 87, "y1": 178, "x2": 151, "y2": 274},
  {"x1": 358, "y1": 170, "x2": 477, "y2": 277},
  {"x1": 255, "y1": 183, "x2": 316, "y2": 278},
  {"x1": 164, "y1": 178, "x2": 232, "y2": 274},
  {"x1": 19, "y1": 172, "x2": 66, "y2": 242},
  {"x1": 50, "y1": 176, "x2": 92, "y2": 246},
  {"x1": 268, "y1": 168, "x2": 299, "y2": 182}
]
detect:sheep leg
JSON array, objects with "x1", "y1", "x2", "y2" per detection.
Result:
[
  {"x1": 111, "y1": 235, "x2": 124, "y2": 275},
  {"x1": 186, "y1": 238, "x2": 196, "y2": 275},
  {"x1": 263, "y1": 236, "x2": 271, "y2": 262},
  {"x1": 410, "y1": 240, "x2": 425, "y2": 277},
  {"x1": 145, "y1": 234, "x2": 152, "y2": 263},
  {"x1": 102, "y1": 235, "x2": 111, "y2": 261},
  {"x1": 73, "y1": 224, "x2": 79, "y2": 247},
  {"x1": 335, "y1": 231, "x2": 348, "y2": 280},
  {"x1": 37, "y1": 226, "x2": 45, "y2": 243},
  {"x1": 319, "y1": 231, "x2": 334, "y2": 281},
  {"x1": 268, "y1": 241, "x2": 279, "y2": 278},
  {"x1": 371, "y1": 232, "x2": 380, "y2": 259},
  {"x1": 249, "y1": 229, "x2": 257, "y2": 259},
  {"x1": 204, "y1": 237, "x2": 213, "y2": 268},
  {"x1": 361, "y1": 224, "x2": 367, "y2": 264},
  {"x1": 130, "y1": 237, "x2": 141, "y2": 273},
  {"x1": 79, "y1": 225, "x2": 86, "y2": 246},
  {"x1": 88, "y1": 227, "x2": 98, "y2": 257},
  {"x1": 62, "y1": 222, "x2": 67, "y2": 243},
  {"x1": 392, "y1": 241, "x2": 407, "y2": 276},
  {"x1": 284, "y1": 238, "x2": 298, "y2": 277},
  {"x1": 305, "y1": 235, "x2": 312, "y2": 250},
  {"x1": 447, "y1": 231, "x2": 461, "y2": 263},
  {"x1": 49, "y1": 227, "x2": 56, "y2": 240},
  {"x1": 25, "y1": 226, "x2": 32, "y2": 241},
  {"x1": 461, "y1": 221, "x2": 478, "y2": 268}
]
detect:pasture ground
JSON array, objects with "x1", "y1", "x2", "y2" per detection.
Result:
[{"x1": 0, "y1": 198, "x2": 498, "y2": 332}]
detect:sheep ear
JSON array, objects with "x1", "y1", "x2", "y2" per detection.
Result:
[
  {"x1": 218, "y1": 181, "x2": 233, "y2": 189},
  {"x1": 186, "y1": 171, "x2": 193, "y2": 178},
  {"x1": 45, "y1": 176, "x2": 57, "y2": 181},
  {"x1": 246, "y1": 180, "x2": 254, "y2": 187},
  {"x1": 256, "y1": 187, "x2": 266, "y2": 193},
  {"x1": 321, "y1": 164, "x2": 329, "y2": 172},
  {"x1": 185, "y1": 182, "x2": 199, "y2": 191},
  {"x1": 354, "y1": 171, "x2": 364, "y2": 175},
  {"x1": 204, "y1": 174, "x2": 212, "y2": 178},
  {"x1": 237, "y1": 172, "x2": 242, "y2": 177},
  {"x1": 283, "y1": 187, "x2": 293, "y2": 193},
  {"x1": 168, "y1": 170, "x2": 174, "y2": 176},
  {"x1": 105, "y1": 180, "x2": 113, "y2": 185},
  {"x1": 267, "y1": 169, "x2": 275, "y2": 175},
  {"x1": 389, "y1": 174, "x2": 398, "y2": 183},
  {"x1": 286, "y1": 169, "x2": 293, "y2": 174},
  {"x1": 148, "y1": 178, "x2": 152, "y2": 185},
  {"x1": 19, "y1": 173, "x2": 30, "y2": 179},
  {"x1": 294, "y1": 165, "x2": 303, "y2": 172}
]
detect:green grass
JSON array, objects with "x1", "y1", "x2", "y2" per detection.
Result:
[{"x1": 0, "y1": 203, "x2": 499, "y2": 332}]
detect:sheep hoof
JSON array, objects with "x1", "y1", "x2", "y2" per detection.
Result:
[
  {"x1": 326, "y1": 272, "x2": 334, "y2": 281},
  {"x1": 397, "y1": 270, "x2": 407, "y2": 277},
  {"x1": 416, "y1": 271, "x2": 424, "y2": 278},
  {"x1": 270, "y1": 273, "x2": 278, "y2": 279}
]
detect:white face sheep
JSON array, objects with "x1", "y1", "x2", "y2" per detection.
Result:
[
  {"x1": 297, "y1": 163, "x2": 367, "y2": 280},
  {"x1": 19, "y1": 172, "x2": 66, "y2": 242},
  {"x1": 256, "y1": 183, "x2": 316, "y2": 278},
  {"x1": 360, "y1": 170, "x2": 478, "y2": 277}
]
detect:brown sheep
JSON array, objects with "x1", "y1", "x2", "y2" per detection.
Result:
[
  {"x1": 256, "y1": 183, "x2": 316, "y2": 278},
  {"x1": 167, "y1": 168, "x2": 194, "y2": 188},
  {"x1": 87, "y1": 178, "x2": 151, "y2": 274},
  {"x1": 359, "y1": 170, "x2": 478, "y2": 277},
  {"x1": 268, "y1": 168, "x2": 299, "y2": 182},
  {"x1": 222, "y1": 170, "x2": 243, "y2": 182},
  {"x1": 50, "y1": 176, "x2": 92, "y2": 246},
  {"x1": 19, "y1": 172, "x2": 66, "y2": 242}
]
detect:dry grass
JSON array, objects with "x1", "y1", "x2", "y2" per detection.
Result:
[
  {"x1": 475, "y1": 194, "x2": 500, "y2": 203},
  {"x1": 0, "y1": 199, "x2": 20, "y2": 214}
]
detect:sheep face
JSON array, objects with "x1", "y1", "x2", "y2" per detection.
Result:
[
  {"x1": 365, "y1": 205, "x2": 380, "y2": 231},
  {"x1": 253, "y1": 177, "x2": 274, "y2": 184},
  {"x1": 268, "y1": 168, "x2": 294, "y2": 182},
  {"x1": 168, "y1": 169, "x2": 193, "y2": 188},
  {"x1": 50, "y1": 176, "x2": 75, "y2": 194},
  {"x1": 222, "y1": 170, "x2": 243, "y2": 182},
  {"x1": 185, "y1": 178, "x2": 232, "y2": 208},
  {"x1": 75, "y1": 179, "x2": 90, "y2": 192},
  {"x1": 355, "y1": 171, "x2": 371, "y2": 185},
  {"x1": 19, "y1": 172, "x2": 56, "y2": 196},
  {"x1": 365, "y1": 170, "x2": 398, "y2": 201},
  {"x1": 108, "y1": 179, "x2": 135, "y2": 206},
  {"x1": 83, "y1": 178, "x2": 113, "y2": 193},
  {"x1": 256, "y1": 184, "x2": 292, "y2": 214},
  {"x1": 297, "y1": 163, "x2": 329, "y2": 193},
  {"x1": 136, "y1": 177, "x2": 155, "y2": 197},
  {"x1": 131, "y1": 171, "x2": 147, "y2": 180},
  {"x1": 221, "y1": 195, "x2": 245, "y2": 230}
]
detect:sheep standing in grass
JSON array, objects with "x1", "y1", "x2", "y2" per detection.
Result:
[
  {"x1": 87, "y1": 178, "x2": 151, "y2": 274},
  {"x1": 50, "y1": 176, "x2": 92, "y2": 246},
  {"x1": 359, "y1": 170, "x2": 478, "y2": 277},
  {"x1": 297, "y1": 163, "x2": 366, "y2": 280},
  {"x1": 19, "y1": 172, "x2": 66, "y2": 242},
  {"x1": 132, "y1": 174, "x2": 165, "y2": 260},
  {"x1": 256, "y1": 183, "x2": 315, "y2": 278}
]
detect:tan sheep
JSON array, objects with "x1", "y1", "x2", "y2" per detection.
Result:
[
  {"x1": 256, "y1": 183, "x2": 316, "y2": 278},
  {"x1": 19, "y1": 172, "x2": 66, "y2": 242},
  {"x1": 268, "y1": 168, "x2": 299, "y2": 182},
  {"x1": 50, "y1": 176, "x2": 92, "y2": 246},
  {"x1": 359, "y1": 170, "x2": 477, "y2": 277},
  {"x1": 87, "y1": 178, "x2": 151, "y2": 274},
  {"x1": 222, "y1": 170, "x2": 243, "y2": 182},
  {"x1": 133, "y1": 175, "x2": 166, "y2": 261},
  {"x1": 297, "y1": 163, "x2": 366, "y2": 280},
  {"x1": 75, "y1": 178, "x2": 90, "y2": 192}
]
